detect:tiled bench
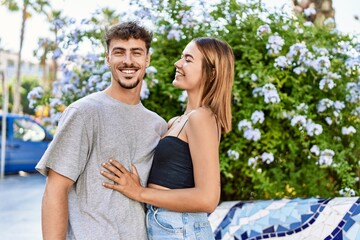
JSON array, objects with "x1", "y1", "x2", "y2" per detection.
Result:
[{"x1": 209, "y1": 197, "x2": 360, "y2": 240}]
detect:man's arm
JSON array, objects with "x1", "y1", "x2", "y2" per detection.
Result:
[{"x1": 42, "y1": 169, "x2": 74, "y2": 240}]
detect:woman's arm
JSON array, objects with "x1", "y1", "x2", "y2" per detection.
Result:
[{"x1": 101, "y1": 108, "x2": 221, "y2": 213}]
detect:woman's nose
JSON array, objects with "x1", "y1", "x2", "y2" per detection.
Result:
[{"x1": 174, "y1": 59, "x2": 182, "y2": 68}]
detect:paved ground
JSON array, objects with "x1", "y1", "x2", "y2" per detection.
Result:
[{"x1": 0, "y1": 173, "x2": 46, "y2": 240}]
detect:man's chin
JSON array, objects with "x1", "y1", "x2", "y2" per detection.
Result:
[{"x1": 118, "y1": 79, "x2": 141, "y2": 89}]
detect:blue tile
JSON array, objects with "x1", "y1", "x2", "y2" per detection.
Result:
[
  {"x1": 217, "y1": 215, "x2": 232, "y2": 229},
  {"x1": 247, "y1": 206, "x2": 260, "y2": 216},
  {"x1": 278, "y1": 232, "x2": 286, "y2": 237},
  {"x1": 289, "y1": 222, "x2": 301, "y2": 229},
  {"x1": 348, "y1": 204, "x2": 357, "y2": 214},
  {"x1": 351, "y1": 205, "x2": 360, "y2": 216},
  {"x1": 269, "y1": 215, "x2": 282, "y2": 223},
  {"x1": 277, "y1": 225, "x2": 289, "y2": 232},
  {"x1": 256, "y1": 215, "x2": 270, "y2": 226},
  {"x1": 309, "y1": 218, "x2": 315, "y2": 224},
  {"x1": 343, "y1": 213, "x2": 351, "y2": 221},
  {"x1": 249, "y1": 230, "x2": 260, "y2": 238},
  {"x1": 338, "y1": 220, "x2": 345, "y2": 228},
  {"x1": 241, "y1": 232, "x2": 248, "y2": 240},
  {"x1": 333, "y1": 232, "x2": 343, "y2": 240},
  {"x1": 215, "y1": 231, "x2": 222, "y2": 240},
  {"x1": 287, "y1": 215, "x2": 302, "y2": 223},
  {"x1": 302, "y1": 223, "x2": 309, "y2": 229},
  {"x1": 301, "y1": 213, "x2": 313, "y2": 223},
  {"x1": 263, "y1": 226, "x2": 275, "y2": 234},
  {"x1": 310, "y1": 204, "x2": 320, "y2": 212},
  {"x1": 343, "y1": 218, "x2": 355, "y2": 232},
  {"x1": 318, "y1": 198, "x2": 328, "y2": 204},
  {"x1": 331, "y1": 227, "x2": 340, "y2": 236},
  {"x1": 324, "y1": 236, "x2": 332, "y2": 240}
]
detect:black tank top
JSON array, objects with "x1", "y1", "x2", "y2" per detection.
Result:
[{"x1": 147, "y1": 119, "x2": 195, "y2": 189}]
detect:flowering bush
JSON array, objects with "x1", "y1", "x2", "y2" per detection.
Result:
[
  {"x1": 214, "y1": 0, "x2": 360, "y2": 200},
  {"x1": 28, "y1": 0, "x2": 359, "y2": 200}
]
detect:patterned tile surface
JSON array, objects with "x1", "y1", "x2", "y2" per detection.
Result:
[{"x1": 209, "y1": 197, "x2": 360, "y2": 240}]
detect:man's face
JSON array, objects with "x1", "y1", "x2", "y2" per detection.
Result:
[{"x1": 106, "y1": 38, "x2": 150, "y2": 90}]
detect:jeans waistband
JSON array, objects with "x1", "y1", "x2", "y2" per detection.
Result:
[{"x1": 146, "y1": 204, "x2": 158, "y2": 211}]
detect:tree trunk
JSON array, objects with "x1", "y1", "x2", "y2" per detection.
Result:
[
  {"x1": 12, "y1": 0, "x2": 28, "y2": 113},
  {"x1": 50, "y1": 29, "x2": 59, "y2": 86},
  {"x1": 292, "y1": 0, "x2": 335, "y2": 26}
]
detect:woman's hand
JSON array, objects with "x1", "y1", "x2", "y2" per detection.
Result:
[{"x1": 101, "y1": 160, "x2": 143, "y2": 201}]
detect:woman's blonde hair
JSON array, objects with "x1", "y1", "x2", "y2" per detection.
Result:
[{"x1": 193, "y1": 37, "x2": 235, "y2": 133}]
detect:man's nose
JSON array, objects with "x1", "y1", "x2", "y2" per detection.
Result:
[{"x1": 122, "y1": 53, "x2": 133, "y2": 64}]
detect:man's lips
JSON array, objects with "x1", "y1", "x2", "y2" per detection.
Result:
[{"x1": 120, "y1": 69, "x2": 137, "y2": 74}]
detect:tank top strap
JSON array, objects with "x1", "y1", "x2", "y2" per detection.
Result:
[
  {"x1": 177, "y1": 119, "x2": 189, "y2": 137},
  {"x1": 169, "y1": 116, "x2": 181, "y2": 129},
  {"x1": 176, "y1": 110, "x2": 196, "y2": 137}
]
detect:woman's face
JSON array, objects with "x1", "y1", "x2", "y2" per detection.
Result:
[{"x1": 173, "y1": 41, "x2": 203, "y2": 91}]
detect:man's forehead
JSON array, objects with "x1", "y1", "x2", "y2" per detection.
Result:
[{"x1": 109, "y1": 38, "x2": 146, "y2": 50}]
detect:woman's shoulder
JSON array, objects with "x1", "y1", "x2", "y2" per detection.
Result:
[
  {"x1": 187, "y1": 107, "x2": 217, "y2": 131},
  {"x1": 188, "y1": 107, "x2": 215, "y2": 121},
  {"x1": 186, "y1": 107, "x2": 220, "y2": 142}
]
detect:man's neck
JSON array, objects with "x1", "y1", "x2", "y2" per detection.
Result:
[{"x1": 104, "y1": 86, "x2": 141, "y2": 105}]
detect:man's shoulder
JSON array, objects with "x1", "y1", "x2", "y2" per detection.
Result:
[
  {"x1": 141, "y1": 106, "x2": 166, "y2": 123},
  {"x1": 57, "y1": 92, "x2": 104, "y2": 123},
  {"x1": 68, "y1": 92, "x2": 104, "y2": 110}
]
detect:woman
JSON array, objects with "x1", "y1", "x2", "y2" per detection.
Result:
[{"x1": 101, "y1": 37, "x2": 234, "y2": 239}]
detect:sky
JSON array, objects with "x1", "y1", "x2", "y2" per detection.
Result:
[{"x1": 0, "y1": 0, "x2": 359, "y2": 62}]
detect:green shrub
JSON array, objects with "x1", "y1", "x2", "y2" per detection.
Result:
[{"x1": 28, "y1": 0, "x2": 359, "y2": 200}]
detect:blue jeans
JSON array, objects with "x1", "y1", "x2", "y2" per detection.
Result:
[{"x1": 146, "y1": 204, "x2": 215, "y2": 240}]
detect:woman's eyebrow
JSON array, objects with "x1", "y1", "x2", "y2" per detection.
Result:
[{"x1": 183, "y1": 53, "x2": 195, "y2": 59}]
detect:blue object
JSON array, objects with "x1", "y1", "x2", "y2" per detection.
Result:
[{"x1": 0, "y1": 114, "x2": 53, "y2": 174}]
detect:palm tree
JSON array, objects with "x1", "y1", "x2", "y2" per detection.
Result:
[
  {"x1": 34, "y1": 10, "x2": 66, "y2": 89},
  {"x1": 1, "y1": 0, "x2": 50, "y2": 113}
]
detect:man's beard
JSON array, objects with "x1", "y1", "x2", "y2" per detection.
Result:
[{"x1": 117, "y1": 77, "x2": 141, "y2": 89}]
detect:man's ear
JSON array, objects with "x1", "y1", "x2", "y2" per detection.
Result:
[
  {"x1": 105, "y1": 52, "x2": 110, "y2": 67},
  {"x1": 146, "y1": 53, "x2": 151, "y2": 67}
]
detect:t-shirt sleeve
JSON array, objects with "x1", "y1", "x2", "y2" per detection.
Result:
[{"x1": 36, "y1": 106, "x2": 91, "y2": 182}]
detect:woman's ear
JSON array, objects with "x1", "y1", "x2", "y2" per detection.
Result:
[{"x1": 211, "y1": 68, "x2": 216, "y2": 82}]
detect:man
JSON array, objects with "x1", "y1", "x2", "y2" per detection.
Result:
[{"x1": 36, "y1": 21, "x2": 167, "y2": 240}]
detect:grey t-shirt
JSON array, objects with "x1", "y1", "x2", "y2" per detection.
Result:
[{"x1": 36, "y1": 91, "x2": 167, "y2": 240}]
